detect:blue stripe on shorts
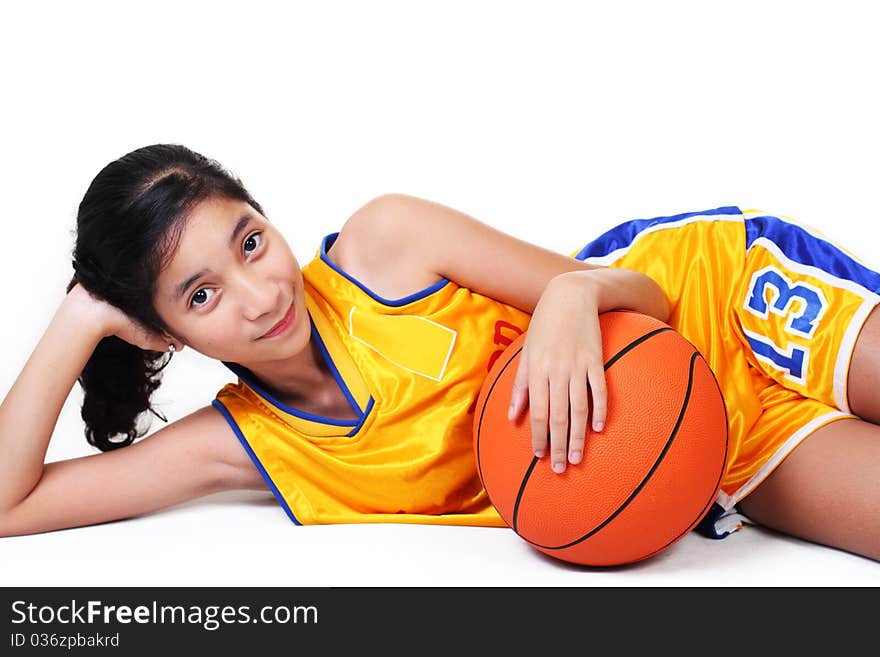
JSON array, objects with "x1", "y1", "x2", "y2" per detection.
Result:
[{"x1": 745, "y1": 214, "x2": 880, "y2": 294}]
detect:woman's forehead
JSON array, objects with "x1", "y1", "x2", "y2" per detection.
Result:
[{"x1": 188, "y1": 196, "x2": 256, "y2": 227}]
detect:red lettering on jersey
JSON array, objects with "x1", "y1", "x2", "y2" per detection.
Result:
[
  {"x1": 493, "y1": 320, "x2": 523, "y2": 349},
  {"x1": 488, "y1": 321, "x2": 524, "y2": 373},
  {"x1": 467, "y1": 321, "x2": 526, "y2": 415}
]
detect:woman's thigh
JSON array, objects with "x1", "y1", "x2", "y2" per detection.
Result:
[
  {"x1": 737, "y1": 417, "x2": 880, "y2": 561},
  {"x1": 848, "y1": 304, "x2": 880, "y2": 424}
]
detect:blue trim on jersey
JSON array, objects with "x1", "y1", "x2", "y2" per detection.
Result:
[
  {"x1": 353, "y1": 397, "x2": 375, "y2": 436},
  {"x1": 745, "y1": 215, "x2": 880, "y2": 294},
  {"x1": 222, "y1": 358, "x2": 363, "y2": 429},
  {"x1": 308, "y1": 311, "x2": 364, "y2": 429},
  {"x1": 321, "y1": 232, "x2": 451, "y2": 306},
  {"x1": 571, "y1": 206, "x2": 743, "y2": 261},
  {"x1": 211, "y1": 399, "x2": 302, "y2": 526}
]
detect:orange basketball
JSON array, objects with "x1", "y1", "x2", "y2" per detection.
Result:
[{"x1": 472, "y1": 310, "x2": 728, "y2": 566}]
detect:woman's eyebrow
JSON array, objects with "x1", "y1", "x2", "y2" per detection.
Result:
[{"x1": 174, "y1": 214, "x2": 253, "y2": 301}]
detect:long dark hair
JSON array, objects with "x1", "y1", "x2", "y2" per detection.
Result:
[{"x1": 68, "y1": 144, "x2": 266, "y2": 451}]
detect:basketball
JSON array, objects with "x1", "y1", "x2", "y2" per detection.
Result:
[{"x1": 472, "y1": 310, "x2": 729, "y2": 566}]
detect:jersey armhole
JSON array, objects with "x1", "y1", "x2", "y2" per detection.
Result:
[
  {"x1": 211, "y1": 398, "x2": 302, "y2": 526},
  {"x1": 319, "y1": 231, "x2": 453, "y2": 307}
]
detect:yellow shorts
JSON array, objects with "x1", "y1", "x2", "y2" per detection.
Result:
[{"x1": 570, "y1": 206, "x2": 880, "y2": 537}]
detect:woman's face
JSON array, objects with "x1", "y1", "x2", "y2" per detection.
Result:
[{"x1": 153, "y1": 195, "x2": 309, "y2": 365}]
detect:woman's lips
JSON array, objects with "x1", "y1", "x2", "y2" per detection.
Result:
[{"x1": 259, "y1": 302, "x2": 295, "y2": 339}]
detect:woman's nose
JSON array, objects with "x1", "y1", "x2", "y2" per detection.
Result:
[{"x1": 236, "y1": 273, "x2": 280, "y2": 321}]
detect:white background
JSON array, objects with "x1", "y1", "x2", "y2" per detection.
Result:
[{"x1": 1, "y1": 0, "x2": 878, "y2": 586}]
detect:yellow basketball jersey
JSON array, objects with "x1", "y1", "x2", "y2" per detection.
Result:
[{"x1": 213, "y1": 231, "x2": 531, "y2": 526}]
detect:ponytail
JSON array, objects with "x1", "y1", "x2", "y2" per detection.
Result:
[{"x1": 65, "y1": 276, "x2": 172, "y2": 451}]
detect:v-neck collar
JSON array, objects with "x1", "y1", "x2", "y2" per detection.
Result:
[{"x1": 221, "y1": 284, "x2": 375, "y2": 438}]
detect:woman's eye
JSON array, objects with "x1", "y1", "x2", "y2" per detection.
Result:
[
  {"x1": 244, "y1": 231, "x2": 263, "y2": 255},
  {"x1": 189, "y1": 287, "x2": 216, "y2": 308}
]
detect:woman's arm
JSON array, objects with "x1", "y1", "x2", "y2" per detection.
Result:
[
  {"x1": 0, "y1": 405, "x2": 245, "y2": 537},
  {"x1": 0, "y1": 287, "x2": 107, "y2": 510},
  {"x1": 0, "y1": 287, "x2": 250, "y2": 536},
  {"x1": 351, "y1": 193, "x2": 670, "y2": 321}
]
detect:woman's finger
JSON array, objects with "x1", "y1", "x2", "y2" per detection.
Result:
[
  {"x1": 568, "y1": 375, "x2": 589, "y2": 465},
  {"x1": 548, "y1": 372, "x2": 570, "y2": 473},
  {"x1": 529, "y1": 373, "x2": 550, "y2": 459},
  {"x1": 589, "y1": 364, "x2": 607, "y2": 432},
  {"x1": 508, "y1": 348, "x2": 529, "y2": 421}
]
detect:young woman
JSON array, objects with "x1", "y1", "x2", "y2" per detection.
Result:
[{"x1": 0, "y1": 144, "x2": 877, "y2": 562}]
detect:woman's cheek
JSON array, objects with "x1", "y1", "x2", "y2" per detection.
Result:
[{"x1": 196, "y1": 318, "x2": 239, "y2": 354}]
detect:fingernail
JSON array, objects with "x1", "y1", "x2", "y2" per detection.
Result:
[
  {"x1": 552, "y1": 461, "x2": 565, "y2": 473},
  {"x1": 594, "y1": 421, "x2": 604, "y2": 432},
  {"x1": 534, "y1": 449, "x2": 545, "y2": 458},
  {"x1": 570, "y1": 450, "x2": 582, "y2": 464}
]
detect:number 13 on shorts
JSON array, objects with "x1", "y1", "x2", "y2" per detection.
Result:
[
  {"x1": 734, "y1": 211, "x2": 880, "y2": 414},
  {"x1": 742, "y1": 266, "x2": 827, "y2": 387}
]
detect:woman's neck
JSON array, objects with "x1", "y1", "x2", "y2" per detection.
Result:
[{"x1": 241, "y1": 335, "x2": 338, "y2": 407}]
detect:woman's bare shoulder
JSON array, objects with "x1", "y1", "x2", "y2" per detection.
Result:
[{"x1": 328, "y1": 197, "x2": 445, "y2": 299}]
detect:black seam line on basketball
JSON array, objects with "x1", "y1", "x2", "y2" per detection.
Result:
[
  {"x1": 509, "y1": 324, "x2": 673, "y2": 537},
  {"x1": 532, "y1": 350, "x2": 699, "y2": 552},
  {"x1": 631, "y1": 355, "x2": 731, "y2": 560},
  {"x1": 474, "y1": 344, "x2": 524, "y2": 489},
  {"x1": 603, "y1": 327, "x2": 672, "y2": 371},
  {"x1": 512, "y1": 457, "x2": 539, "y2": 534}
]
